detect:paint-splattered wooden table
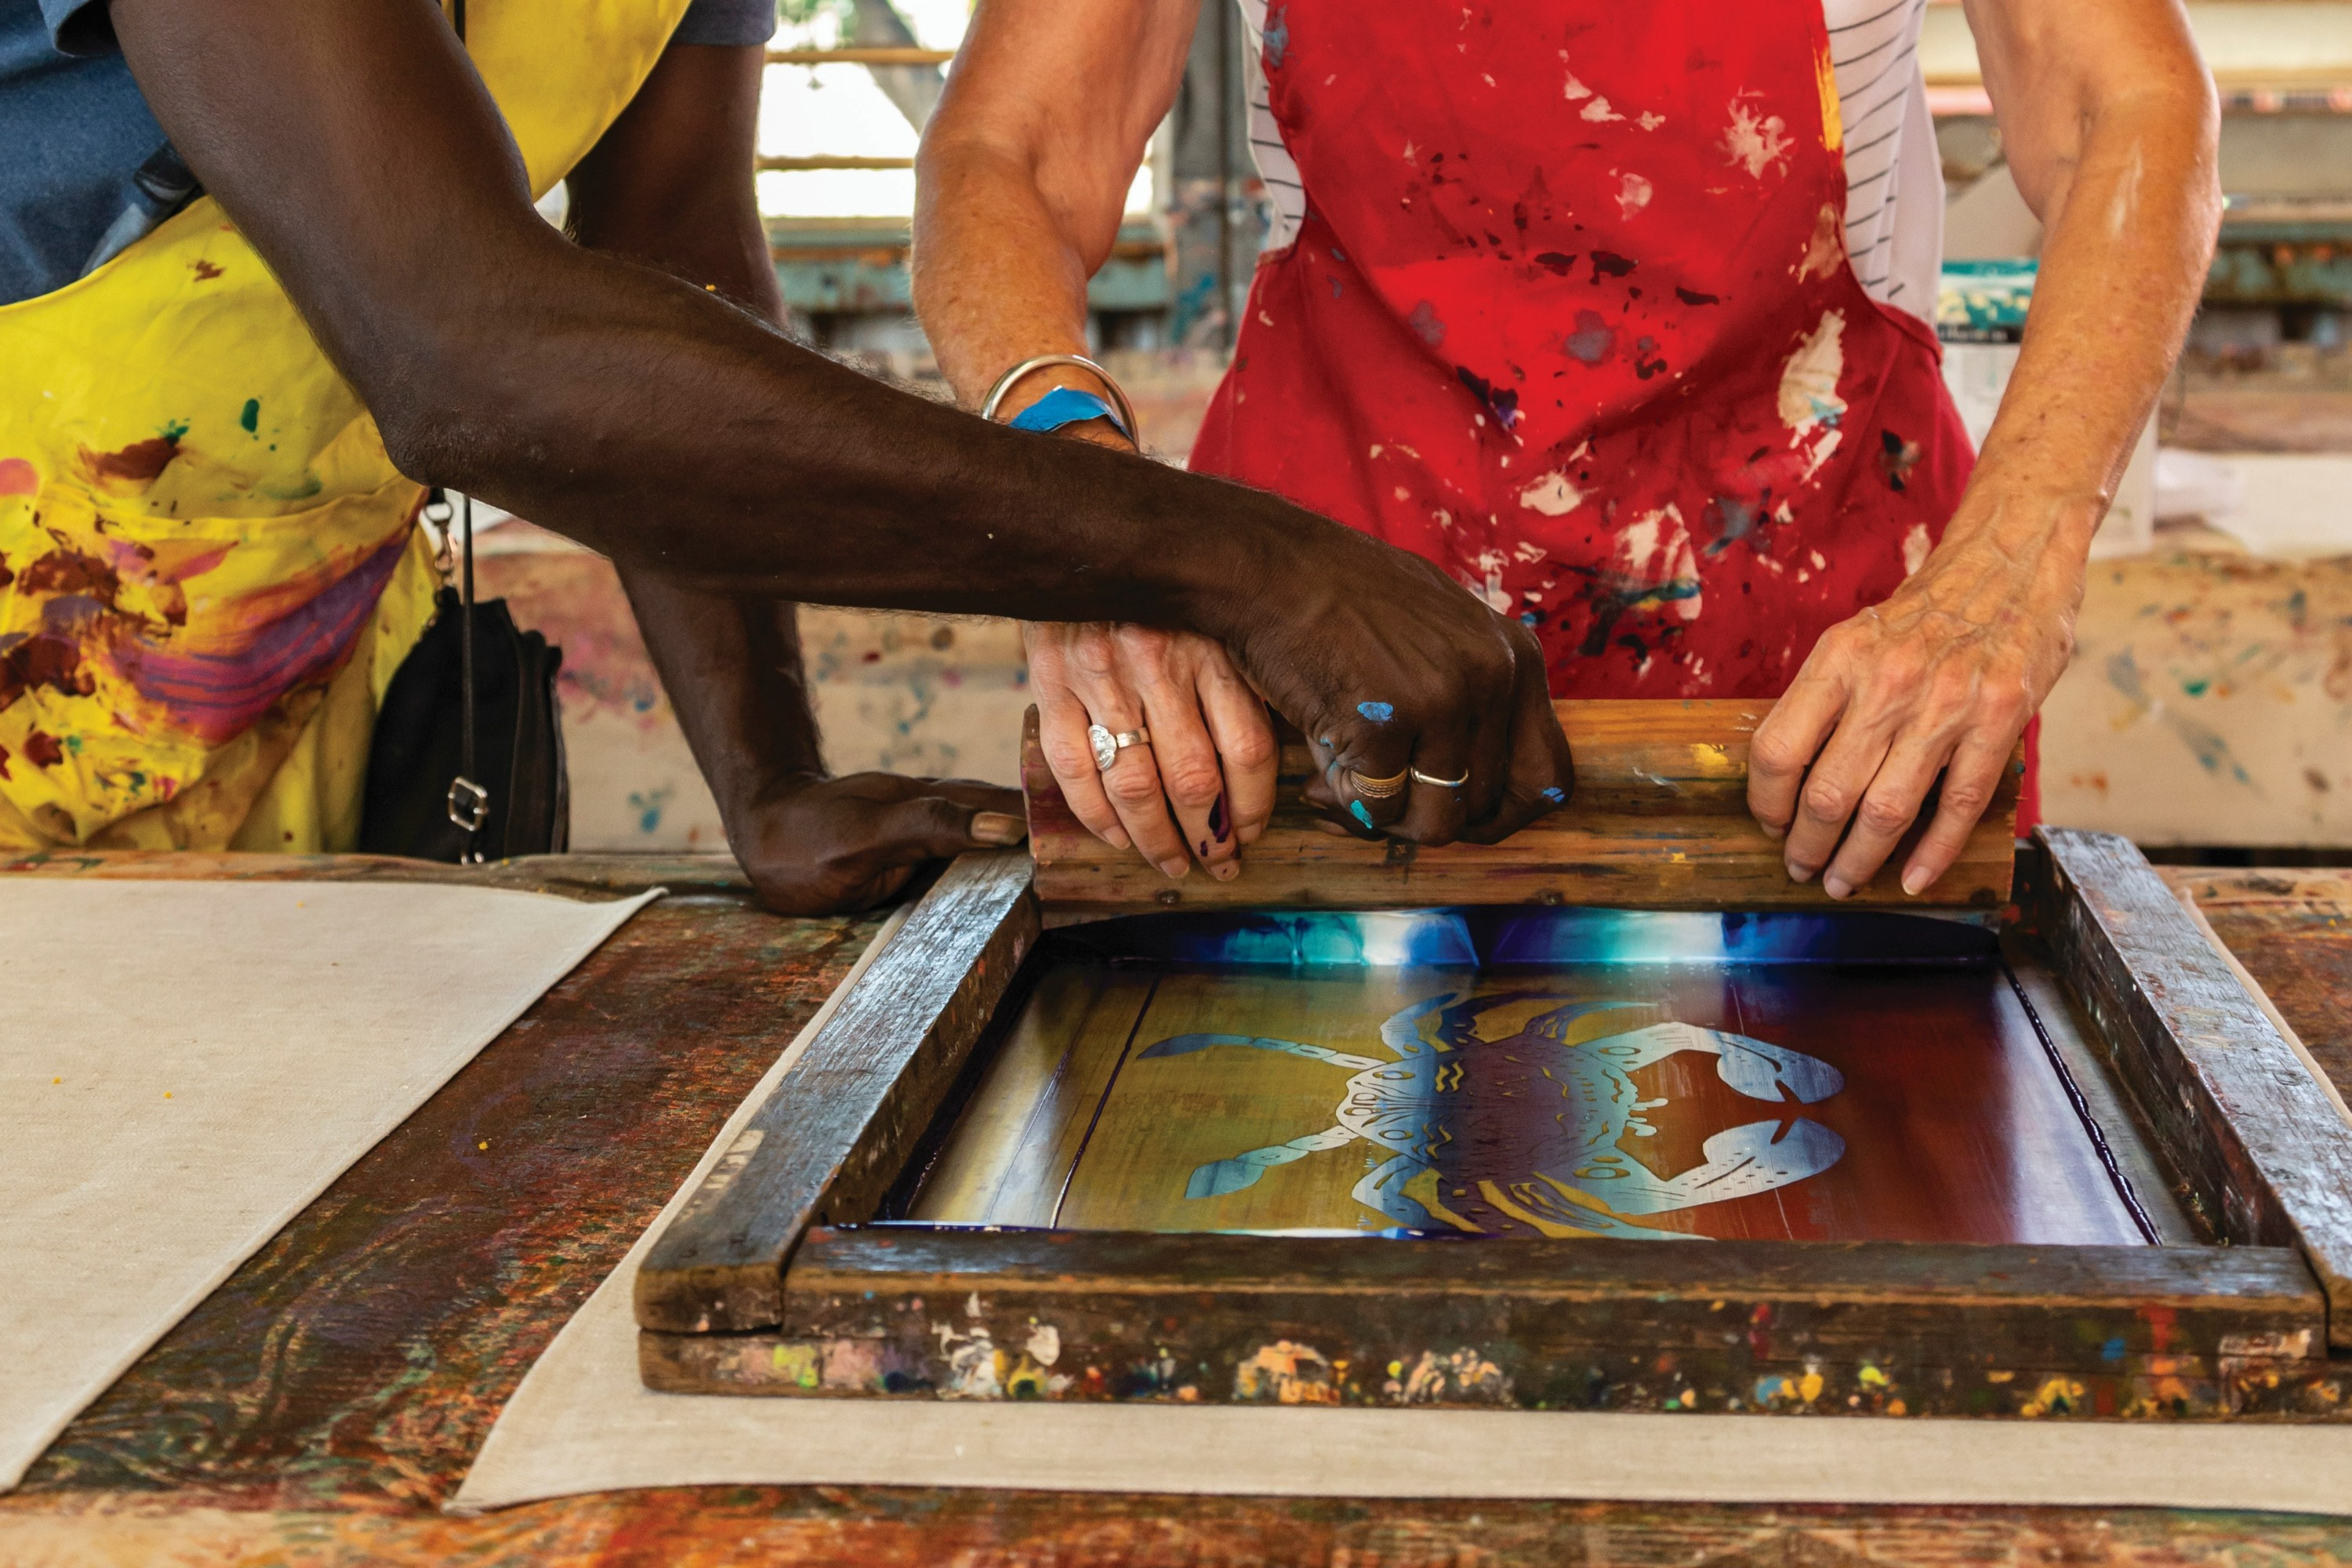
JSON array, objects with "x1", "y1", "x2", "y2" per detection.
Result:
[{"x1": 6, "y1": 850, "x2": 2352, "y2": 1566}]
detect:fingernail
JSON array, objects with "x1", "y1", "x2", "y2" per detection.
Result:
[
  {"x1": 1758, "y1": 821, "x2": 1786, "y2": 843},
  {"x1": 1209, "y1": 794, "x2": 1230, "y2": 844},
  {"x1": 1902, "y1": 866, "x2": 1931, "y2": 896},
  {"x1": 1823, "y1": 873, "x2": 1851, "y2": 900},
  {"x1": 1212, "y1": 862, "x2": 1240, "y2": 881},
  {"x1": 1786, "y1": 862, "x2": 1814, "y2": 884},
  {"x1": 1160, "y1": 858, "x2": 1190, "y2": 880},
  {"x1": 971, "y1": 811, "x2": 1027, "y2": 847},
  {"x1": 1240, "y1": 823, "x2": 1265, "y2": 845},
  {"x1": 1349, "y1": 800, "x2": 1377, "y2": 829},
  {"x1": 1104, "y1": 828, "x2": 1131, "y2": 850}
]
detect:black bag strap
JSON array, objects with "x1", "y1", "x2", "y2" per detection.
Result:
[
  {"x1": 420, "y1": 489, "x2": 489, "y2": 859},
  {"x1": 431, "y1": 0, "x2": 491, "y2": 862}
]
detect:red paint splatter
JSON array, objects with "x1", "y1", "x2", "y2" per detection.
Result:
[
  {"x1": 17, "y1": 547, "x2": 121, "y2": 604},
  {"x1": 0, "y1": 458, "x2": 37, "y2": 498},
  {"x1": 22, "y1": 731, "x2": 64, "y2": 768},
  {"x1": 80, "y1": 434, "x2": 181, "y2": 485},
  {"x1": 0, "y1": 633, "x2": 94, "y2": 710},
  {"x1": 191, "y1": 260, "x2": 224, "y2": 281}
]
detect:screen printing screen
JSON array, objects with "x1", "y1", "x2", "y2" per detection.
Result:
[{"x1": 902, "y1": 908, "x2": 2158, "y2": 1247}]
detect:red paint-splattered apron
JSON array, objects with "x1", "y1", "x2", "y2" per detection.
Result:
[{"x1": 1191, "y1": 0, "x2": 1974, "y2": 703}]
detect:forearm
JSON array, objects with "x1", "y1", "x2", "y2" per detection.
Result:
[
  {"x1": 620, "y1": 568, "x2": 819, "y2": 814},
  {"x1": 1938, "y1": 27, "x2": 2220, "y2": 589},
  {"x1": 912, "y1": 143, "x2": 1109, "y2": 412},
  {"x1": 391, "y1": 242, "x2": 1294, "y2": 625}
]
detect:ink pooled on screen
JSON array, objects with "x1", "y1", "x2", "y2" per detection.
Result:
[{"x1": 908, "y1": 909, "x2": 2151, "y2": 1247}]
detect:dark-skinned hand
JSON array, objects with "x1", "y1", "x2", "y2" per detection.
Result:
[{"x1": 728, "y1": 772, "x2": 1027, "y2": 916}]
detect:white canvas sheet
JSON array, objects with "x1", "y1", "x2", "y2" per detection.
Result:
[
  {"x1": 1, "y1": 877, "x2": 657, "y2": 1489},
  {"x1": 457, "y1": 908, "x2": 2352, "y2": 1517}
]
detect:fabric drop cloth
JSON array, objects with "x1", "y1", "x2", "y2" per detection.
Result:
[
  {"x1": 456, "y1": 909, "x2": 2352, "y2": 1519},
  {"x1": 0, "y1": 877, "x2": 657, "y2": 1489}
]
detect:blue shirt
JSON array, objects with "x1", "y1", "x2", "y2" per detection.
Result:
[{"x1": 0, "y1": 0, "x2": 778, "y2": 306}]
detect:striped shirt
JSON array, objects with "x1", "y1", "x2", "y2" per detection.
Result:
[{"x1": 1234, "y1": 0, "x2": 1942, "y2": 325}]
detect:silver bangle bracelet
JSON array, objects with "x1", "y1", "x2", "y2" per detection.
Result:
[{"x1": 978, "y1": 352, "x2": 1142, "y2": 446}]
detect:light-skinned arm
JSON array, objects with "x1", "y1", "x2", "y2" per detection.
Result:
[
  {"x1": 1748, "y1": 0, "x2": 2220, "y2": 896},
  {"x1": 913, "y1": 0, "x2": 1282, "y2": 883}
]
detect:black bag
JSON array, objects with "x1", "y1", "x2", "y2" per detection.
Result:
[{"x1": 359, "y1": 496, "x2": 569, "y2": 862}]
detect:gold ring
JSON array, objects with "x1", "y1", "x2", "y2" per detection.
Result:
[{"x1": 1351, "y1": 768, "x2": 1410, "y2": 800}]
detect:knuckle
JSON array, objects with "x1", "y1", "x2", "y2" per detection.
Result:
[
  {"x1": 1159, "y1": 757, "x2": 1223, "y2": 805},
  {"x1": 1043, "y1": 738, "x2": 1096, "y2": 777},
  {"x1": 1983, "y1": 687, "x2": 2032, "y2": 729},
  {"x1": 1104, "y1": 768, "x2": 1163, "y2": 808},
  {"x1": 1856, "y1": 793, "x2": 1916, "y2": 835},
  {"x1": 1940, "y1": 778, "x2": 1995, "y2": 817},
  {"x1": 1115, "y1": 624, "x2": 1174, "y2": 661},
  {"x1": 1220, "y1": 724, "x2": 1277, "y2": 772},
  {"x1": 1800, "y1": 778, "x2": 1852, "y2": 822},
  {"x1": 1069, "y1": 626, "x2": 1120, "y2": 681},
  {"x1": 1748, "y1": 731, "x2": 1806, "y2": 779}
]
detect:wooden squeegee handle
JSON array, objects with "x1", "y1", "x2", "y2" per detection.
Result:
[{"x1": 1023, "y1": 698, "x2": 2020, "y2": 916}]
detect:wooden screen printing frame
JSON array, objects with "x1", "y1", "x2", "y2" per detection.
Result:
[{"x1": 635, "y1": 701, "x2": 2352, "y2": 1420}]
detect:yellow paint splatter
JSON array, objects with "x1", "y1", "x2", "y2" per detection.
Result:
[
  {"x1": 478, "y1": 1140, "x2": 489, "y2": 1151},
  {"x1": 1814, "y1": 47, "x2": 1842, "y2": 151}
]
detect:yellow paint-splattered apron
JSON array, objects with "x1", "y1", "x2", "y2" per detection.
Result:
[{"x1": 0, "y1": 0, "x2": 691, "y2": 851}]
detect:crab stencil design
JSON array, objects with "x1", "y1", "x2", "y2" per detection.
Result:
[{"x1": 1135, "y1": 991, "x2": 1847, "y2": 1240}]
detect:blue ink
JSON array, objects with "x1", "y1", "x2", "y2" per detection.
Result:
[
  {"x1": 1349, "y1": 800, "x2": 1376, "y2": 829},
  {"x1": 1356, "y1": 701, "x2": 1395, "y2": 723},
  {"x1": 1541, "y1": 786, "x2": 1565, "y2": 804}
]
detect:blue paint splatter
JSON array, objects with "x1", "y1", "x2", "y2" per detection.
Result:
[
  {"x1": 1357, "y1": 701, "x2": 1395, "y2": 723},
  {"x1": 1261, "y1": 2, "x2": 1289, "y2": 67},
  {"x1": 1563, "y1": 309, "x2": 1615, "y2": 365},
  {"x1": 2101, "y1": 1336, "x2": 2127, "y2": 1363},
  {"x1": 1349, "y1": 800, "x2": 1376, "y2": 829},
  {"x1": 1541, "y1": 786, "x2": 1565, "y2": 804},
  {"x1": 628, "y1": 786, "x2": 675, "y2": 836}
]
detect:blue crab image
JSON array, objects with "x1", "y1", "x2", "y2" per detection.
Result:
[{"x1": 1135, "y1": 991, "x2": 1847, "y2": 1240}]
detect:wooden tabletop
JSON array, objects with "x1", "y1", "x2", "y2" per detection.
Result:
[{"x1": 5, "y1": 851, "x2": 2352, "y2": 1564}]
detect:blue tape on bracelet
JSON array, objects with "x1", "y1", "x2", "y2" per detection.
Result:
[{"x1": 1008, "y1": 386, "x2": 1130, "y2": 439}]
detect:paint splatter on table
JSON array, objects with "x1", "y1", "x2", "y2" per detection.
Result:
[{"x1": 4, "y1": 851, "x2": 2351, "y2": 1566}]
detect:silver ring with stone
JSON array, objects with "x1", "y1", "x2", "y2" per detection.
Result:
[
  {"x1": 1410, "y1": 768, "x2": 1470, "y2": 789},
  {"x1": 1088, "y1": 723, "x2": 1150, "y2": 771}
]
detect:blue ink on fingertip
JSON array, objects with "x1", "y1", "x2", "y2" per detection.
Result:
[
  {"x1": 1349, "y1": 800, "x2": 1376, "y2": 829},
  {"x1": 1541, "y1": 786, "x2": 1565, "y2": 803},
  {"x1": 1356, "y1": 702, "x2": 1396, "y2": 723}
]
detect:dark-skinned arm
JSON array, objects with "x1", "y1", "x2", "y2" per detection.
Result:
[
  {"x1": 109, "y1": 0, "x2": 1573, "y2": 851},
  {"x1": 569, "y1": 42, "x2": 1022, "y2": 913}
]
